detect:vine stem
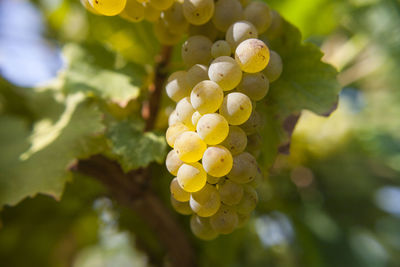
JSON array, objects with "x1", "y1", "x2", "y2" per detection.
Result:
[{"x1": 74, "y1": 46, "x2": 196, "y2": 267}]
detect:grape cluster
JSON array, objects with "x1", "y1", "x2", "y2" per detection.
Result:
[{"x1": 81, "y1": 0, "x2": 284, "y2": 240}]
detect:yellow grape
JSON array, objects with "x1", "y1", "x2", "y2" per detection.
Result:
[
  {"x1": 166, "y1": 149, "x2": 184, "y2": 176},
  {"x1": 80, "y1": 0, "x2": 101, "y2": 14},
  {"x1": 143, "y1": 2, "x2": 161, "y2": 22},
  {"x1": 191, "y1": 111, "x2": 202, "y2": 128},
  {"x1": 168, "y1": 109, "x2": 181, "y2": 126},
  {"x1": 225, "y1": 20, "x2": 258, "y2": 51},
  {"x1": 154, "y1": 20, "x2": 183, "y2": 45},
  {"x1": 120, "y1": 0, "x2": 144, "y2": 22},
  {"x1": 210, "y1": 204, "x2": 238, "y2": 234},
  {"x1": 177, "y1": 162, "x2": 207, "y2": 192},
  {"x1": 189, "y1": 21, "x2": 219, "y2": 41},
  {"x1": 174, "y1": 131, "x2": 207, "y2": 163},
  {"x1": 170, "y1": 177, "x2": 190, "y2": 202},
  {"x1": 196, "y1": 113, "x2": 229, "y2": 145},
  {"x1": 236, "y1": 185, "x2": 258, "y2": 214},
  {"x1": 190, "y1": 215, "x2": 218, "y2": 240},
  {"x1": 186, "y1": 64, "x2": 209, "y2": 89},
  {"x1": 211, "y1": 40, "x2": 231, "y2": 58},
  {"x1": 171, "y1": 196, "x2": 193, "y2": 215},
  {"x1": 212, "y1": 0, "x2": 243, "y2": 32},
  {"x1": 243, "y1": 1, "x2": 272, "y2": 34},
  {"x1": 190, "y1": 184, "x2": 221, "y2": 217},
  {"x1": 236, "y1": 72, "x2": 269, "y2": 101},
  {"x1": 190, "y1": 80, "x2": 223, "y2": 114},
  {"x1": 240, "y1": 109, "x2": 262, "y2": 135},
  {"x1": 183, "y1": 0, "x2": 214, "y2": 25},
  {"x1": 208, "y1": 56, "x2": 242, "y2": 91},
  {"x1": 176, "y1": 97, "x2": 195, "y2": 128},
  {"x1": 165, "y1": 122, "x2": 190, "y2": 148},
  {"x1": 262, "y1": 50, "x2": 283, "y2": 82},
  {"x1": 220, "y1": 126, "x2": 247, "y2": 155},
  {"x1": 89, "y1": 0, "x2": 127, "y2": 16},
  {"x1": 148, "y1": 0, "x2": 174, "y2": 11},
  {"x1": 182, "y1": 35, "x2": 213, "y2": 67},
  {"x1": 227, "y1": 152, "x2": 258, "y2": 184},
  {"x1": 202, "y1": 146, "x2": 233, "y2": 177},
  {"x1": 166, "y1": 71, "x2": 191, "y2": 102},
  {"x1": 219, "y1": 92, "x2": 252, "y2": 125},
  {"x1": 207, "y1": 175, "x2": 221, "y2": 185},
  {"x1": 235, "y1": 38, "x2": 270, "y2": 73},
  {"x1": 161, "y1": 1, "x2": 189, "y2": 34},
  {"x1": 218, "y1": 178, "x2": 244, "y2": 206}
]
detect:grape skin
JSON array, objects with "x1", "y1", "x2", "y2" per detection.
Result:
[
  {"x1": 190, "y1": 184, "x2": 221, "y2": 217},
  {"x1": 191, "y1": 111, "x2": 202, "y2": 128},
  {"x1": 219, "y1": 92, "x2": 252, "y2": 126},
  {"x1": 166, "y1": 149, "x2": 184, "y2": 176},
  {"x1": 190, "y1": 80, "x2": 223, "y2": 114},
  {"x1": 212, "y1": 0, "x2": 243, "y2": 32},
  {"x1": 183, "y1": 0, "x2": 215, "y2": 25},
  {"x1": 240, "y1": 109, "x2": 262, "y2": 135},
  {"x1": 166, "y1": 122, "x2": 190, "y2": 148},
  {"x1": 235, "y1": 38, "x2": 270, "y2": 73},
  {"x1": 207, "y1": 175, "x2": 221, "y2": 185},
  {"x1": 89, "y1": 0, "x2": 127, "y2": 16},
  {"x1": 236, "y1": 185, "x2": 258, "y2": 214},
  {"x1": 148, "y1": 0, "x2": 174, "y2": 11},
  {"x1": 218, "y1": 178, "x2": 244, "y2": 206},
  {"x1": 154, "y1": 19, "x2": 183, "y2": 45},
  {"x1": 177, "y1": 162, "x2": 207, "y2": 192},
  {"x1": 166, "y1": 71, "x2": 191, "y2": 102},
  {"x1": 120, "y1": 0, "x2": 144, "y2": 22},
  {"x1": 190, "y1": 215, "x2": 218, "y2": 240},
  {"x1": 208, "y1": 56, "x2": 243, "y2": 91},
  {"x1": 182, "y1": 35, "x2": 213, "y2": 67},
  {"x1": 143, "y1": 3, "x2": 161, "y2": 22},
  {"x1": 202, "y1": 145, "x2": 233, "y2": 177},
  {"x1": 211, "y1": 40, "x2": 231, "y2": 58},
  {"x1": 161, "y1": 1, "x2": 189, "y2": 34},
  {"x1": 186, "y1": 64, "x2": 209, "y2": 89},
  {"x1": 226, "y1": 20, "x2": 258, "y2": 51},
  {"x1": 174, "y1": 131, "x2": 207, "y2": 163},
  {"x1": 170, "y1": 177, "x2": 191, "y2": 202},
  {"x1": 210, "y1": 204, "x2": 239, "y2": 234},
  {"x1": 243, "y1": 1, "x2": 272, "y2": 34},
  {"x1": 236, "y1": 72, "x2": 269, "y2": 101},
  {"x1": 220, "y1": 126, "x2": 248, "y2": 155},
  {"x1": 196, "y1": 113, "x2": 229, "y2": 145},
  {"x1": 171, "y1": 196, "x2": 193, "y2": 215},
  {"x1": 263, "y1": 50, "x2": 283, "y2": 82},
  {"x1": 175, "y1": 97, "x2": 195, "y2": 128},
  {"x1": 227, "y1": 152, "x2": 258, "y2": 184}
]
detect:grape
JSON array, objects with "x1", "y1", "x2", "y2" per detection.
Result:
[
  {"x1": 208, "y1": 56, "x2": 242, "y2": 91},
  {"x1": 265, "y1": 10, "x2": 283, "y2": 39},
  {"x1": 189, "y1": 21, "x2": 219, "y2": 41},
  {"x1": 190, "y1": 184, "x2": 221, "y2": 217},
  {"x1": 170, "y1": 177, "x2": 191, "y2": 202},
  {"x1": 161, "y1": 2, "x2": 189, "y2": 34},
  {"x1": 120, "y1": 0, "x2": 144, "y2": 22},
  {"x1": 240, "y1": 110, "x2": 262, "y2": 135},
  {"x1": 249, "y1": 166, "x2": 264, "y2": 188},
  {"x1": 190, "y1": 80, "x2": 223, "y2": 114},
  {"x1": 183, "y1": 0, "x2": 214, "y2": 25},
  {"x1": 148, "y1": 0, "x2": 174, "y2": 11},
  {"x1": 210, "y1": 204, "x2": 238, "y2": 234},
  {"x1": 89, "y1": 0, "x2": 126, "y2": 16},
  {"x1": 166, "y1": 71, "x2": 191, "y2": 102},
  {"x1": 176, "y1": 97, "x2": 195, "y2": 127},
  {"x1": 226, "y1": 21, "x2": 258, "y2": 51},
  {"x1": 81, "y1": 0, "x2": 101, "y2": 14},
  {"x1": 218, "y1": 178, "x2": 244, "y2": 206},
  {"x1": 143, "y1": 3, "x2": 161, "y2": 22},
  {"x1": 237, "y1": 213, "x2": 250, "y2": 228},
  {"x1": 246, "y1": 133, "x2": 262, "y2": 158},
  {"x1": 236, "y1": 72, "x2": 269, "y2": 101},
  {"x1": 202, "y1": 146, "x2": 233, "y2": 177},
  {"x1": 243, "y1": 2, "x2": 272, "y2": 34},
  {"x1": 174, "y1": 131, "x2": 207, "y2": 163},
  {"x1": 154, "y1": 20, "x2": 183, "y2": 45},
  {"x1": 186, "y1": 64, "x2": 209, "y2": 89},
  {"x1": 166, "y1": 123, "x2": 190, "y2": 148},
  {"x1": 236, "y1": 185, "x2": 258, "y2": 214},
  {"x1": 239, "y1": 0, "x2": 251, "y2": 7},
  {"x1": 262, "y1": 50, "x2": 283, "y2": 82},
  {"x1": 227, "y1": 152, "x2": 258, "y2": 184},
  {"x1": 168, "y1": 110, "x2": 181, "y2": 126},
  {"x1": 212, "y1": 0, "x2": 243, "y2": 32},
  {"x1": 177, "y1": 162, "x2": 207, "y2": 192},
  {"x1": 190, "y1": 215, "x2": 218, "y2": 240},
  {"x1": 171, "y1": 196, "x2": 193, "y2": 215},
  {"x1": 182, "y1": 35, "x2": 213, "y2": 67},
  {"x1": 166, "y1": 149, "x2": 184, "y2": 176},
  {"x1": 196, "y1": 113, "x2": 229, "y2": 145},
  {"x1": 207, "y1": 175, "x2": 221, "y2": 185},
  {"x1": 219, "y1": 92, "x2": 252, "y2": 125},
  {"x1": 191, "y1": 111, "x2": 202, "y2": 128},
  {"x1": 235, "y1": 38, "x2": 270, "y2": 73},
  {"x1": 211, "y1": 40, "x2": 231, "y2": 58},
  {"x1": 220, "y1": 126, "x2": 247, "y2": 155}
]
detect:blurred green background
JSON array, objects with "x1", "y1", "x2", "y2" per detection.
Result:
[{"x1": 0, "y1": 0, "x2": 400, "y2": 266}]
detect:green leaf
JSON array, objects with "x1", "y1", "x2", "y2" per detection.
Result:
[
  {"x1": 106, "y1": 119, "x2": 167, "y2": 172},
  {"x1": 0, "y1": 92, "x2": 105, "y2": 207}
]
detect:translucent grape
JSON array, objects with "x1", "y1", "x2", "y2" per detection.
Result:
[
  {"x1": 196, "y1": 113, "x2": 229, "y2": 145},
  {"x1": 219, "y1": 92, "x2": 252, "y2": 125},
  {"x1": 174, "y1": 131, "x2": 207, "y2": 163},
  {"x1": 218, "y1": 178, "x2": 244, "y2": 206},
  {"x1": 208, "y1": 56, "x2": 242, "y2": 91},
  {"x1": 202, "y1": 146, "x2": 233, "y2": 177},
  {"x1": 243, "y1": 2, "x2": 272, "y2": 34},
  {"x1": 171, "y1": 196, "x2": 193, "y2": 215},
  {"x1": 265, "y1": 10, "x2": 284, "y2": 39},
  {"x1": 212, "y1": 0, "x2": 243, "y2": 32},
  {"x1": 166, "y1": 123, "x2": 190, "y2": 148},
  {"x1": 89, "y1": 0, "x2": 126, "y2": 16},
  {"x1": 186, "y1": 64, "x2": 209, "y2": 89},
  {"x1": 263, "y1": 50, "x2": 283, "y2": 82},
  {"x1": 143, "y1": 3, "x2": 161, "y2": 22},
  {"x1": 161, "y1": 2, "x2": 189, "y2": 34},
  {"x1": 227, "y1": 152, "x2": 258, "y2": 184},
  {"x1": 236, "y1": 185, "x2": 258, "y2": 214},
  {"x1": 190, "y1": 184, "x2": 221, "y2": 217},
  {"x1": 120, "y1": 0, "x2": 144, "y2": 22},
  {"x1": 249, "y1": 166, "x2": 264, "y2": 188},
  {"x1": 166, "y1": 71, "x2": 191, "y2": 102},
  {"x1": 182, "y1": 35, "x2": 213, "y2": 67},
  {"x1": 81, "y1": 0, "x2": 101, "y2": 14},
  {"x1": 189, "y1": 21, "x2": 219, "y2": 41},
  {"x1": 168, "y1": 110, "x2": 181, "y2": 126},
  {"x1": 191, "y1": 111, "x2": 202, "y2": 128},
  {"x1": 246, "y1": 133, "x2": 262, "y2": 158},
  {"x1": 210, "y1": 204, "x2": 238, "y2": 234},
  {"x1": 175, "y1": 97, "x2": 195, "y2": 127},
  {"x1": 190, "y1": 215, "x2": 218, "y2": 240},
  {"x1": 183, "y1": 0, "x2": 214, "y2": 25},
  {"x1": 236, "y1": 72, "x2": 269, "y2": 101},
  {"x1": 235, "y1": 38, "x2": 270, "y2": 73},
  {"x1": 170, "y1": 177, "x2": 190, "y2": 202},
  {"x1": 177, "y1": 162, "x2": 207, "y2": 192},
  {"x1": 190, "y1": 80, "x2": 223, "y2": 114},
  {"x1": 211, "y1": 40, "x2": 231, "y2": 58},
  {"x1": 226, "y1": 20, "x2": 258, "y2": 51},
  {"x1": 220, "y1": 126, "x2": 247, "y2": 155},
  {"x1": 166, "y1": 149, "x2": 184, "y2": 176},
  {"x1": 154, "y1": 20, "x2": 183, "y2": 45},
  {"x1": 240, "y1": 110, "x2": 262, "y2": 135},
  {"x1": 148, "y1": 0, "x2": 174, "y2": 11},
  {"x1": 207, "y1": 175, "x2": 221, "y2": 185}
]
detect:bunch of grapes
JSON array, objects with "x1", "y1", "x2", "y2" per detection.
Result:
[{"x1": 81, "y1": 0, "x2": 284, "y2": 240}]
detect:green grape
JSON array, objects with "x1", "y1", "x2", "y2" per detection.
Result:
[
  {"x1": 227, "y1": 152, "x2": 258, "y2": 184},
  {"x1": 243, "y1": 2, "x2": 272, "y2": 34},
  {"x1": 81, "y1": 0, "x2": 101, "y2": 14},
  {"x1": 208, "y1": 56, "x2": 242, "y2": 91},
  {"x1": 235, "y1": 38, "x2": 270, "y2": 73},
  {"x1": 211, "y1": 40, "x2": 231, "y2": 58},
  {"x1": 182, "y1": 35, "x2": 213, "y2": 67},
  {"x1": 202, "y1": 146, "x2": 233, "y2": 177},
  {"x1": 170, "y1": 177, "x2": 191, "y2": 202},
  {"x1": 190, "y1": 184, "x2": 221, "y2": 217},
  {"x1": 207, "y1": 175, "x2": 221, "y2": 185},
  {"x1": 240, "y1": 109, "x2": 262, "y2": 135},
  {"x1": 190, "y1": 215, "x2": 218, "y2": 240},
  {"x1": 246, "y1": 133, "x2": 262, "y2": 158},
  {"x1": 166, "y1": 71, "x2": 191, "y2": 102},
  {"x1": 148, "y1": 0, "x2": 174, "y2": 11},
  {"x1": 166, "y1": 149, "x2": 184, "y2": 176},
  {"x1": 249, "y1": 166, "x2": 264, "y2": 188},
  {"x1": 161, "y1": 2, "x2": 189, "y2": 34},
  {"x1": 196, "y1": 113, "x2": 229, "y2": 145},
  {"x1": 191, "y1": 111, "x2": 202, "y2": 128},
  {"x1": 237, "y1": 213, "x2": 250, "y2": 228},
  {"x1": 176, "y1": 97, "x2": 195, "y2": 127},
  {"x1": 220, "y1": 126, "x2": 247, "y2": 155},
  {"x1": 120, "y1": 0, "x2": 144, "y2": 22},
  {"x1": 219, "y1": 92, "x2": 252, "y2": 125},
  {"x1": 225, "y1": 20, "x2": 258, "y2": 51},
  {"x1": 218, "y1": 178, "x2": 244, "y2": 206},
  {"x1": 89, "y1": 0, "x2": 127, "y2": 16},
  {"x1": 236, "y1": 72, "x2": 269, "y2": 101},
  {"x1": 168, "y1": 109, "x2": 181, "y2": 126},
  {"x1": 143, "y1": 2, "x2": 161, "y2": 22},
  {"x1": 239, "y1": 0, "x2": 251, "y2": 7},
  {"x1": 166, "y1": 122, "x2": 190, "y2": 148},
  {"x1": 183, "y1": 0, "x2": 214, "y2": 25},
  {"x1": 174, "y1": 131, "x2": 207, "y2": 163},
  {"x1": 190, "y1": 80, "x2": 223, "y2": 114},
  {"x1": 212, "y1": 0, "x2": 243, "y2": 32},
  {"x1": 171, "y1": 196, "x2": 193, "y2": 215},
  {"x1": 236, "y1": 185, "x2": 258, "y2": 214},
  {"x1": 262, "y1": 50, "x2": 283, "y2": 82},
  {"x1": 189, "y1": 21, "x2": 219, "y2": 41},
  {"x1": 264, "y1": 10, "x2": 283, "y2": 39},
  {"x1": 210, "y1": 204, "x2": 238, "y2": 234},
  {"x1": 154, "y1": 20, "x2": 183, "y2": 45},
  {"x1": 186, "y1": 64, "x2": 209, "y2": 89},
  {"x1": 177, "y1": 162, "x2": 207, "y2": 192}
]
